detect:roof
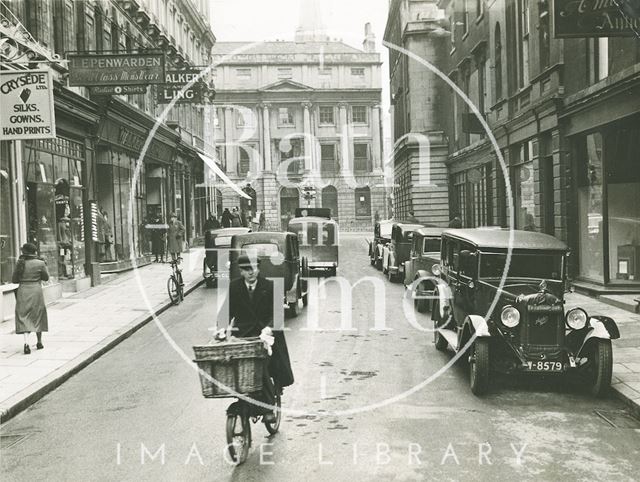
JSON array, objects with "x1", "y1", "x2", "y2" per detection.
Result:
[
  {"x1": 442, "y1": 228, "x2": 568, "y2": 251},
  {"x1": 288, "y1": 216, "x2": 338, "y2": 225},
  {"x1": 208, "y1": 227, "x2": 251, "y2": 236},
  {"x1": 232, "y1": 231, "x2": 293, "y2": 244},
  {"x1": 415, "y1": 227, "x2": 446, "y2": 237},
  {"x1": 211, "y1": 41, "x2": 367, "y2": 56},
  {"x1": 393, "y1": 222, "x2": 424, "y2": 232}
]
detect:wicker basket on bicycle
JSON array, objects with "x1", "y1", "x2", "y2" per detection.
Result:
[{"x1": 193, "y1": 337, "x2": 268, "y2": 398}]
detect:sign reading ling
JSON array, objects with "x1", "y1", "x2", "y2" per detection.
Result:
[
  {"x1": 157, "y1": 69, "x2": 205, "y2": 104},
  {"x1": 554, "y1": 0, "x2": 640, "y2": 38},
  {"x1": 68, "y1": 53, "x2": 165, "y2": 86},
  {"x1": 0, "y1": 69, "x2": 56, "y2": 140}
]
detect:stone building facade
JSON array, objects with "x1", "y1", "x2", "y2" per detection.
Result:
[{"x1": 210, "y1": 31, "x2": 387, "y2": 231}]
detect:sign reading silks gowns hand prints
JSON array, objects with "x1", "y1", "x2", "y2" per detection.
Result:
[{"x1": 0, "y1": 69, "x2": 56, "y2": 140}]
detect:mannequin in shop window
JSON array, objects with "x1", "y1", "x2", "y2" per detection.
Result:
[{"x1": 102, "y1": 210, "x2": 114, "y2": 262}]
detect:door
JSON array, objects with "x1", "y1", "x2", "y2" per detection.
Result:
[
  {"x1": 280, "y1": 188, "x2": 299, "y2": 231},
  {"x1": 454, "y1": 242, "x2": 478, "y2": 326}
]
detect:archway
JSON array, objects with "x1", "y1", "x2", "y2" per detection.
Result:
[
  {"x1": 280, "y1": 187, "x2": 299, "y2": 231},
  {"x1": 321, "y1": 185, "x2": 338, "y2": 220}
]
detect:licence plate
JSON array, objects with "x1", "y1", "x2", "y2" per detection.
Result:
[{"x1": 526, "y1": 361, "x2": 564, "y2": 372}]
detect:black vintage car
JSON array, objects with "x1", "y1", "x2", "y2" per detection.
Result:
[
  {"x1": 431, "y1": 228, "x2": 620, "y2": 397},
  {"x1": 203, "y1": 227, "x2": 252, "y2": 287},
  {"x1": 382, "y1": 222, "x2": 424, "y2": 282},
  {"x1": 403, "y1": 227, "x2": 445, "y2": 313},
  {"x1": 230, "y1": 232, "x2": 308, "y2": 317},
  {"x1": 368, "y1": 219, "x2": 394, "y2": 270}
]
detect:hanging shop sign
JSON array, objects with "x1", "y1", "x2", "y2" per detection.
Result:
[
  {"x1": 554, "y1": 0, "x2": 640, "y2": 38},
  {"x1": 157, "y1": 69, "x2": 205, "y2": 104},
  {"x1": 0, "y1": 69, "x2": 56, "y2": 140},
  {"x1": 90, "y1": 85, "x2": 149, "y2": 96},
  {"x1": 67, "y1": 53, "x2": 165, "y2": 86}
]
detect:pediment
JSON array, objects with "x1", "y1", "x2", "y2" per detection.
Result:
[{"x1": 260, "y1": 79, "x2": 314, "y2": 91}]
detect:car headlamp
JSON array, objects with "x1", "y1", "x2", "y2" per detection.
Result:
[
  {"x1": 566, "y1": 308, "x2": 588, "y2": 330},
  {"x1": 500, "y1": 305, "x2": 520, "y2": 328}
]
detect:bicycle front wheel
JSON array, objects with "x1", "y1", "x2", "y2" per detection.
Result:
[
  {"x1": 264, "y1": 392, "x2": 282, "y2": 435},
  {"x1": 167, "y1": 276, "x2": 180, "y2": 305},
  {"x1": 226, "y1": 413, "x2": 251, "y2": 464}
]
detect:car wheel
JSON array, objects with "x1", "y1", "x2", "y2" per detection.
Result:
[
  {"x1": 415, "y1": 282, "x2": 429, "y2": 313},
  {"x1": 287, "y1": 300, "x2": 301, "y2": 317},
  {"x1": 585, "y1": 339, "x2": 613, "y2": 398},
  {"x1": 469, "y1": 338, "x2": 490, "y2": 396},
  {"x1": 375, "y1": 255, "x2": 383, "y2": 271},
  {"x1": 369, "y1": 244, "x2": 375, "y2": 266},
  {"x1": 387, "y1": 267, "x2": 396, "y2": 283},
  {"x1": 382, "y1": 259, "x2": 388, "y2": 275}
]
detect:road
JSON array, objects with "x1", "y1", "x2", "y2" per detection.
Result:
[{"x1": 2, "y1": 234, "x2": 639, "y2": 481}]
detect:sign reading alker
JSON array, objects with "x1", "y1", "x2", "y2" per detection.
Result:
[
  {"x1": 157, "y1": 69, "x2": 205, "y2": 104},
  {"x1": 554, "y1": 0, "x2": 640, "y2": 38},
  {"x1": 68, "y1": 53, "x2": 165, "y2": 86}
]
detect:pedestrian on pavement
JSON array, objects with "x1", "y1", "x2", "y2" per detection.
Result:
[
  {"x1": 240, "y1": 208, "x2": 248, "y2": 228},
  {"x1": 448, "y1": 214, "x2": 463, "y2": 228},
  {"x1": 12, "y1": 243, "x2": 49, "y2": 354},
  {"x1": 150, "y1": 212, "x2": 167, "y2": 263},
  {"x1": 167, "y1": 212, "x2": 185, "y2": 262},
  {"x1": 259, "y1": 210, "x2": 266, "y2": 231},
  {"x1": 231, "y1": 207, "x2": 242, "y2": 227},
  {"x1": 407, "y1": 211, "x2": 420, "y2": 223},
  {"x1": 223, "y1": 254, "x2": 294, "y2": 419},
  {"x1": 221, "y1": 208, "x2": 232, "y2": 228},
  {"x1": 374, "y1": 210, "x2": 380, "y2": 223},
  {"x1": 203, "y1": 213, "x2": 220, "y2": 232},
  {"x1": 102, "y1": 210, "x2": 114, "y2": 261}
]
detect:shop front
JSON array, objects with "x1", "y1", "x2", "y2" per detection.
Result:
[
  {"x1": 95, "y1": 104, "x2": 178, "y2": 269},
  {"x1": 572, "y1": 114, "x2": 640, "y2": 287}
]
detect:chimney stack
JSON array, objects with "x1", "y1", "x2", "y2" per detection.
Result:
[{"x1": 363, "y1": 22, "x2": 376, "y2": 52}]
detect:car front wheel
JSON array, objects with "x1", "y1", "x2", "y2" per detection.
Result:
[
  {"x1": 585, "y1": 339, "x2": 613, "y2": 398},
  {"x1": 469, "y1": 338, "x2": 490, "y2": 396}
]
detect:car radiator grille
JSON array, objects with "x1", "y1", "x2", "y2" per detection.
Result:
[{"x1": 522, "y1": 310, "x2": 564, "y2": 348}]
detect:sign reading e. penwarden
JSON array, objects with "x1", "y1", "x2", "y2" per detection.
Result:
[
  {"x1": 68, "y1": 53, "x2": 165, "y2": 86},
  {"x1": 554, "y1": 0, "x2": 640, "y2": 38}
]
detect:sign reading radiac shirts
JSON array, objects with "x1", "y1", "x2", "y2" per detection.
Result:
[{"x1": 0, "y1": 69, "x2": 56, "y2": 141}]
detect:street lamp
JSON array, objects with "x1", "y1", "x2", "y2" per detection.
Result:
[{"x1": 302, "y1": 181, "x2": 317, "y2": 207}]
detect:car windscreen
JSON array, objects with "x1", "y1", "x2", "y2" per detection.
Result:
[
  {"x1": 479, "y1": 252, "x2": 563, "y2": 280},
  {"x1": 291, "y1": 222, "x2": 336, "y2": 246},
  {"x1": 422, "y1": 238, "x2": 440, "y2": 254},
  {"x1": 240, "y1": 243, "x2": 281, "y2": 257}
]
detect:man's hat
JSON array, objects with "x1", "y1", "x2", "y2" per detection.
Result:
[
  {"x1": 21, "y1": 242, "x2": 37, "y2": 255},
  {"x1": 237, "y1": 253, "x2": 258, "y2": 268}
]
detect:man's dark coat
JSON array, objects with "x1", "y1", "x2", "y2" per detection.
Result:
[{"x1": 228, "y1": 275, "x2": 294, "y2": 388}]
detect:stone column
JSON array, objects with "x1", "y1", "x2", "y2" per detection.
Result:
[
  {"x1": 261, "y1": 103, "x2": 272, "y2": 172},
  {"x1": 223, "y1": 106, "x2": 237, "y2": 175},
  {"x1": 339, "y1": 102, "x2": 350, "y2": 174},
  {"x1": 371, "y1": 104, "x2": 383, "y2": 173},
  {"x1": 302, "y1": 102, "x2": 313, "y2": 172}
]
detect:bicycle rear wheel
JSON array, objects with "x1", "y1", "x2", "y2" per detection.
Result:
[
  {"x1": 264, "y1": 391, "x2": 282, "y2": 435},
  {"x1": 226, "y1": 413, "x2": 251, "y2": 464},
  {"x1": 167, "y1": 276, "x2": 180, "y2": 305}
]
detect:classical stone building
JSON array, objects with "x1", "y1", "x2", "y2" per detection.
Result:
[
  {"x1": 210, "y1": 26, "x2": 386, "y2": 231},
  {"x1": 384, "y1": 0, "x2": 451, "y2": 226}
]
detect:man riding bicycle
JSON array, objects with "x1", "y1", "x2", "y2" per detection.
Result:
[{"x1": 225, "y1": 253, "x2": 294, "y2": 421}]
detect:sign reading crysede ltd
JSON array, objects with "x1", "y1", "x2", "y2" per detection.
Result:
[
  {"x1": 0, "y1": 69, "x2": 56, "y2": 141},
  {"x1": 68, "y1": 53, "x2": 165, "y2": 86}
]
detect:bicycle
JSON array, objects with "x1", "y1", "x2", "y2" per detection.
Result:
[
  {"x1": 167, "y1": 257, "x2": 184, "y2": 304},
  {"x1": 225, "y1": 380, "x2": 282, "y2": 464}
]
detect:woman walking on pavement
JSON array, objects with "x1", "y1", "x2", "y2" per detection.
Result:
[
  {"x1": 167, "y1": 212, "x2": 185, "y2": 262},
  {"x1": 12, "y1": 243, "x2": 50, "y2": 354}
]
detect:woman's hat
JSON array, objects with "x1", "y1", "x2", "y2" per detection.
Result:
[{"x1": 21, "y1": 242, "x2": 37, "y2": 255}]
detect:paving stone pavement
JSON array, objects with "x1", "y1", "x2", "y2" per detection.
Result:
[
  {"x1": 0, "y1": 249, "x2": 205, "y2": 423},
  {"x1": 565, "y1": 291, "x2": 640, "y2": 414}
]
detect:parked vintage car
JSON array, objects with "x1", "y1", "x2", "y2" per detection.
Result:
[
  {"x1": 368, "y1": 219, "x2": 394, "y2": 270},
  {"x1": 230, "y1": 232, "x2": 308, "y2": 316},
  {"x1": 382, "y1": 222, "x2": 424, "y2": 282},
  {"x1": 203, "y1": 227, "x2": 252, "y2": 287},
  {"x1": 431, "y1": 228, "x2": 620, "y2": 396},
  {"x1": 403, "y1": 227, "x2": 445, "y2": 313},
  {"x1": 288, "y1": 216, "x2": 339, "y2": 277}
]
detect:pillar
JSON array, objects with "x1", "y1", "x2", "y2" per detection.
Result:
[
  {"x1": 223, "y1": 106, "x2": 236, "y2": 175},
  {"x1": 262, "y1": 103, "x2": 272, "y2": 172},
  {"x1": 371, "y1": 104, "x2": 382, "y2": 172},
  {"x1": 339, "y1": 102, "x2": 350, "y2": 173},
  {"x1": 303, "y1": 102, "x2": 312, "y2": 172}
]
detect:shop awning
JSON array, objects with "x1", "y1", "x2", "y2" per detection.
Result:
[{"x1": 197, "y1": 153, "x2": 251, "y2": 200}]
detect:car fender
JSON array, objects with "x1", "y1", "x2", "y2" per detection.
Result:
[
  {"x1": 591, "y1": 315, "x2": 620, "y2": 339},
  {"x1": 577, "y1": 318, "x2": 614, "y2": 356},
  {"x1": 286, "y1": 272, "x2": 299, "y2": 303},
  {"x1": 388, "y1": 251, "x2": 396, "y2": 268},
  {"x1": 435, "y1": 282, "x2": 453, "y2": 319},
  {"x1": 413, "y1": 270, "x2": 436, "y2": 295},
  {"x1": 465, "y1": 315, "x2": 491, "y2": 337}
]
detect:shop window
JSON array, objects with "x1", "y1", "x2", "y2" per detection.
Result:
[
  {"x1": 452, "y1": 172, "x2": 467, "y2": 227},
  {"x1": 511, "y1": 142, "x2": 535, "y2": 231},
  {"x1": 0, "y1": 143, "x2": 16, "y2": 284},
  {"x1": 576, "y1": 132, "x2": 604, "y2": 282},
  {"x1": 355, "y1": 187, "x2": 371, "y2": 217}
]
